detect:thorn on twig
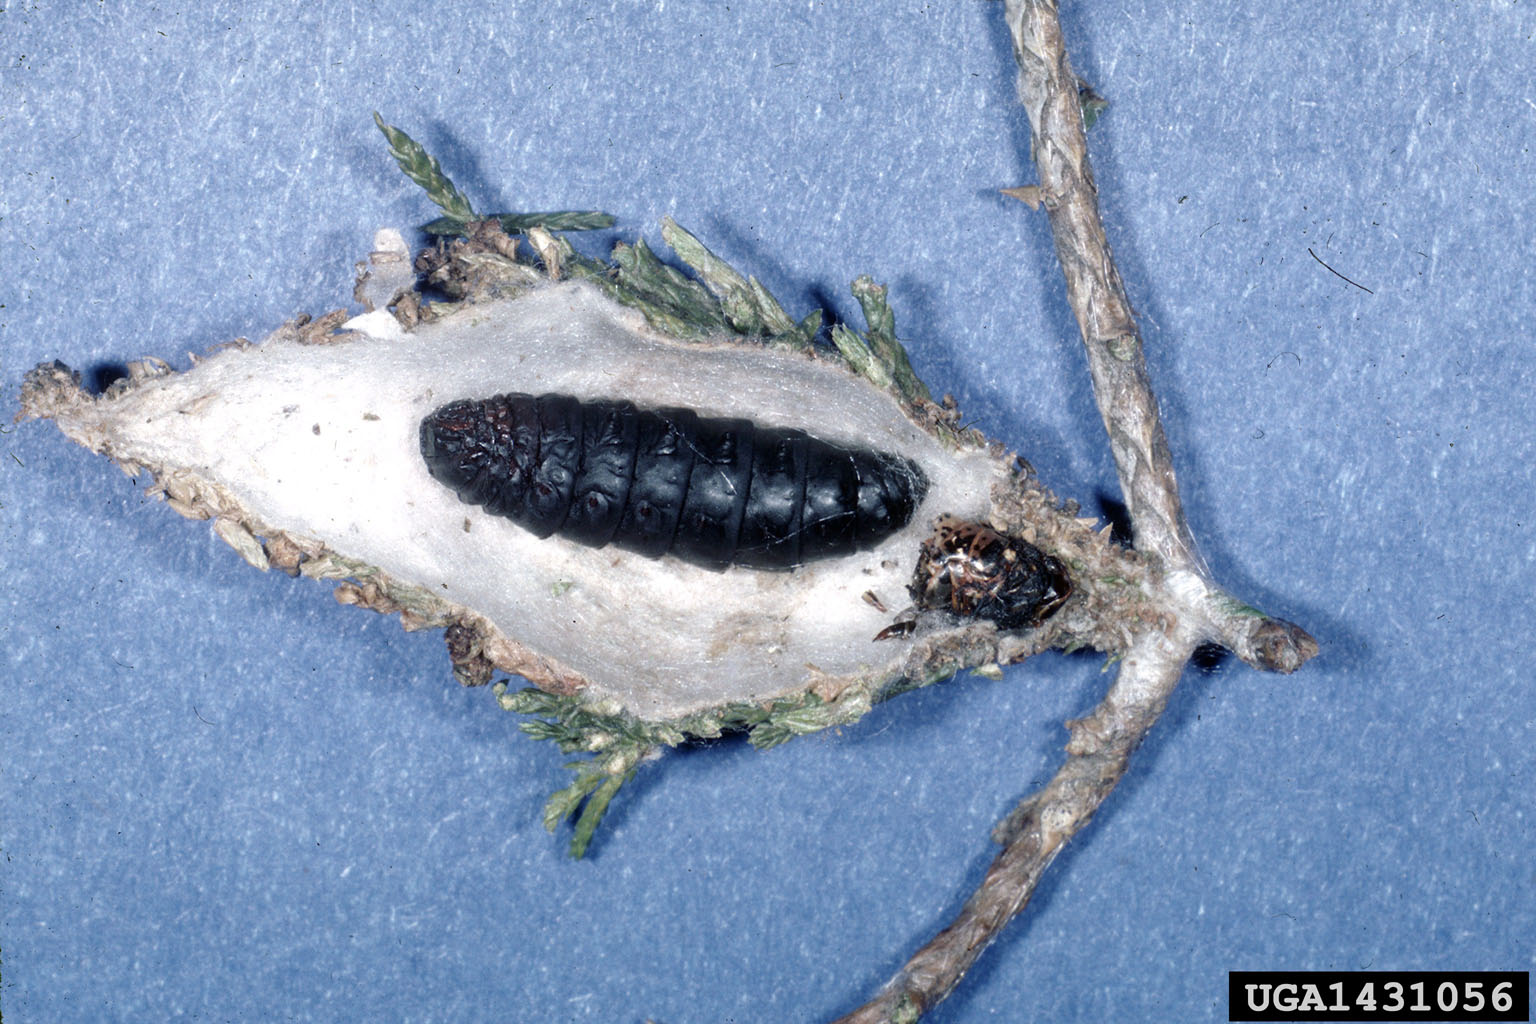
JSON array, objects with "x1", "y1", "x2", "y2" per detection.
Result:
[{"x1": 1001, "y1": 185, "x2": 1045, "y2": 210}]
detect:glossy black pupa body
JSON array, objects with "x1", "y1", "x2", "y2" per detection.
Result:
[{"x1": 420, "y1": 392, "x2": 930, "y2": 569}]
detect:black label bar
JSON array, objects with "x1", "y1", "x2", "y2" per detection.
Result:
[{"x1": 1229, "y1": 971, "x2": 1528, "y2": 1022}]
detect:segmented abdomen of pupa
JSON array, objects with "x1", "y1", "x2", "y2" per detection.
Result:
[{"x1": 420, "y1": 393, "x2": 930, "y2": 569}]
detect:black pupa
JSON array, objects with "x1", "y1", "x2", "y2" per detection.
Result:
[{"x1": 420, "y1": 393, "x2": 929, "y2": 569}]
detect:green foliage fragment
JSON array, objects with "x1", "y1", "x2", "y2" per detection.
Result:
[
  {"x1": 744, "y1": 694, "x2": 830, "y2": 750},
  {"x1": 544, "y1": 759, "x2": 638, "y2": 858},
  {"x1": 1077, "y1": 80, "x2": 1110, "y2": 130},
  {"x1": 569, "y1": 769, "x2": 631, "y2": 858},
  {"x1": 373, "y1": 116, "x2": 937, "y2": 408},
  {"x1": 376, "y1": 113, "x2": 613, "y2": 239},
  {"x1": 852, "y1": 275, "x2": 898, "y2": 348},
  {"x1": 1214, "y1": 594, "x2": 1267, "y2": 618},
  {"x1": 607, "y1": 237, "x2": 730, "y2": 337},
  {"x1": 780, "y1": 307, "x2": 825, "y2": 351},
  {"x1": 541, "y1": 763, "x2": 604, "y2": 831},
  {"x1": 496, "y1": 681, "x2": 880, "y2": 855},
  {"x1": 422, "y1": 211, "x2": 616, "y2": 237},
  {"x1": 828, "y1": 278, "x2": 932, "y2": 406},
  {"x1": 1106, "y1": 332, "x2": 1139, "y2": 362},
  {"x1": 891, "y1": 994, "x2": 925, "y2": 1024},
  {"x1": 495, "y1": 211, "x2": 615, "y2": 234},
  {"x1": 499, "y1": 686, "x2": 659, "y2": 857},
  {"x1": 830, "y1": 323, "x2": 892, "y2": 390},
  {"x1": 372, "y1": 112, "x2": 476, "y2": 228},
  {"x1": 851, "y1": 276, "x2": 931, "y2": 404},
  {"x1": 660, "y1": 218, "x2": 804, "y2": 345},
  {"x1": 747, "y1": 277, "x2": 799, "y2": 338}
]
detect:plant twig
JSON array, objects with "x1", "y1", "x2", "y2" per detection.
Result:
[
  {"x1": 836, "y1": 632, "x2": 1194, "y2": 1024},
  {"x1": 1006, "y1": 5, "x2": 1193, "y2": 573},
  {"x1": 835, "y1": 2, "x2": 1317, "y2": 1019}
]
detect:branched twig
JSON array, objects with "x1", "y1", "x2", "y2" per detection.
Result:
[
  {"x1": 837, "y1": 632, "x2": 1193, "y2": 1024},
  {"x1": 835, "y1": 2, "x2": 1317, "y2": 1020},
  {"x1": 1006, "y1": 3, "x2": 1193, "y2": 573}
]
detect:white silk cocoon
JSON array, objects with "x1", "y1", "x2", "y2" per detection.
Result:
[{"x1": 44, "y1": 277, "x2": 1001, "y2": 719}]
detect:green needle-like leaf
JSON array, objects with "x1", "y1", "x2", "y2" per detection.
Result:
[
  {"x1": 419, "y1": 211, "x2": 617, "y2": 236},
  {"x1": 494, "y1": 211, "x2": 616, "y2": 233},
  {"x1": 569, "y1": 770, "x2": 633, "y2": 859},
  {"x1": 373, "y1": 112, "x2": 476, "y2": 226},
  {"x1": 661, "y1": 217, "x2": 768, "y2": 334},
  {"x1": 851, "y1": 276, "x2": 931, "y2": 403},
  {"x1": 542, "y1": 768, "x2": 605, "y2": 834}
]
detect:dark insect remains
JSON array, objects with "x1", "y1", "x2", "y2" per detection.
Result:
[
  {"x1": 420, "y1": 393, "x2": 929, "y2": 569},
  {"x1": 910, "y1": 515, "x2": 1072, "y2": 630}
]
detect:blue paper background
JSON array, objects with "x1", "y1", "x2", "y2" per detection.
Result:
[{"x1": 3, "y1": 2, "x2": 1531, "y2": 1021}]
